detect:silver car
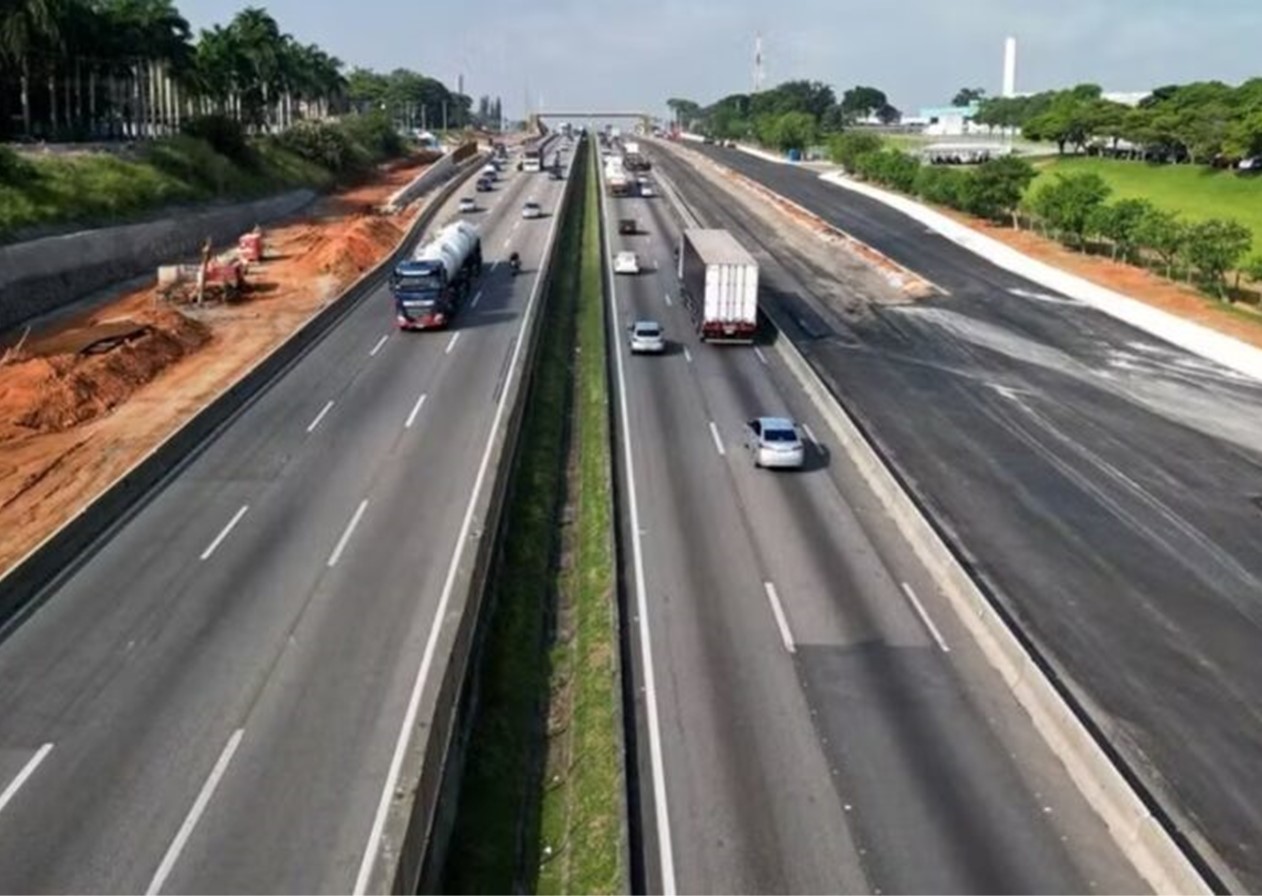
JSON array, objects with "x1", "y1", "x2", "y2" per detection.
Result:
[
  {"x1": 628, "y1": 320, "x2": 665, "y2": 354},
  {"x1": 744, "y1": 417, "x2": 805, "y2": 469}
]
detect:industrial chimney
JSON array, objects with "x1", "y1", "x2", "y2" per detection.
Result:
[{"x1": 1002, "y1": 37, "x2": 1017, "y2": 98}]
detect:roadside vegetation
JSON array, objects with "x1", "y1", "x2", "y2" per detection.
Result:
[
  {"x1": 0, "y1": 1, "x2": 502, "y2": 241},
  {"x1": 443, "y1": 139, "x2": 624, "y2": 894}
]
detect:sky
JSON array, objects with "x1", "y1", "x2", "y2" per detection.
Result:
[{"x1": 178, "y1": 0, "x2": 1262, "y2": 119}]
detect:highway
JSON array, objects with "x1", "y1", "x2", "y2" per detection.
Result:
[
  {"x1": 656, "y1": 141, "x2": 1262, "y2": 892},
  {"x1": 0, "y1": 143, "x2": 573, "y2": 893},
  {"x1": 602, "y1": 149, "x2": 1147, "y2": 894}
]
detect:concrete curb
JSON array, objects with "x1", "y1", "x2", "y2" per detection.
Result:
[
  {"x1": 765, "y1": 311, "x2": 1214, "y2": 895},
  {"x1": 0, "y1": 154, "x2": 486, "y2": 633},
  {"x1": 816, "y1": 170, "x2": 1262, "y2": 384}
]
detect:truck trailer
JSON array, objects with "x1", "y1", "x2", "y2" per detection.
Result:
[
  {"x1": 391, "y1": 221, "x2": 482, "y2": 330},
  {"x1": 678, "y1": 229, "x2": 759, "y2": 343}
]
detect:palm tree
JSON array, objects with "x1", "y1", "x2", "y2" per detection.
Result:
[{"x1": 0, "y1": 0, "x2": 62, "y2": 135}]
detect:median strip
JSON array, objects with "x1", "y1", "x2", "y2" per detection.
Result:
[{"x1": 443, "y1": 138, "x2": 625, "y2": 895}]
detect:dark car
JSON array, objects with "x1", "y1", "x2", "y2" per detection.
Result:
[
  {"x1": 618, "y1": 218, "x2": 637, "y2": 235},
  {"x1": 475, "y1": 178, "x2": 493, "y2": 192}
]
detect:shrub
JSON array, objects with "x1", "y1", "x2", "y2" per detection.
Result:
[
  {"x1": 828, "y1": 131, "x2": 884, "y2": 172},
  {"x1": 338, "y1": 112, "x2": 405, "y2": 161},
  {"x1": 1181, "y1": 218, "x2": 1253, "y2": 298},
  {"x1": 0, "y1": 146, "x2": 37, "y2": 185},
  {"x1": 1028, "y1": 172, "x2": 1112, "y2": 248},
  {"x1": 913, "y1": 165, "x2": 969, "y2": 206},
  {"x1": 1135, "y1": 208, "x2": 1187, "y2": 277},
  {"x1": 1085, "y1": 198, "x2": 1153, "y2": 261},
  {"x1": 276, "y1": 120, "x2": 362, "y2": 173},
  {"x1": 961, "y1": 155, "x2": 1037, "y2": 223},
  {"x1": 856, "y1": 149, "x2": 920, "y2": 193}
]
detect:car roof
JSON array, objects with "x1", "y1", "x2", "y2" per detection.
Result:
[{"x1": 756, "y1": 416, "x2": 796, "y2": 430}]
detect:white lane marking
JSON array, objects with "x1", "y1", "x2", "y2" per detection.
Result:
[
  {"x1": 599, "y1": 153, "x2": 678, "y2": 896},
  {"x1": 511, "y1": 219, "x2": 520, "y2": 231},
  {"x1": 354, "y1": 145, "x2": 573, "y2": 896},
  {"x1": 502, "y1": 237, "x2": 512, "y2": 249},
  {"x1": 327, "y1": 499, "x2": 369, "y2": 568},
  {"x1": 802, "y1": 423, "x2": 818, "y2": 444},
  {"x1": 404, "y1": 393, "x2": 428, "y2": 429},
  {"x1": 708, "y1": 421, "x2": 726, "y2": 457},
  {"x1": 0, "y1": 743, "x2": 53, "y2": 816},
  {"x1": 199, "y1": 505, "x2": 249, "y2": 561},
  {"x1": 445, "y1": 332, "x2": 461, "y2": 355},
  {"x1": 663, "y1": 291, "x2": 673, "y2": 306},
  {"x1": 683, "y1": 346, "x2": 692, "y2": 364},
  {"x1": 306, "y1": 400, "x2": 334, "y2": 433},
  {"x1": 369, "y1": 334, "x2": 389, "y2": 356},
  {"x1": 753, "y1": 346, "x2": 769, "y2": 366},
  {"x1": 900, "y1": 582, "x2": 950, "y2": 653},
  {"x1": 146, "y1": 729, "x2": 243, "y2": 895},
  {"x1": 763, "y1": 582, "x2": 796, "y2": 653},
  {"x1": 471, "y1": 289, "x2": 484, "y2": 309}
]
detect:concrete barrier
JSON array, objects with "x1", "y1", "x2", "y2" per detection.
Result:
[
  {"x1": 0, "y1": 154, "x2": 485, "y2": 631},
  {"x1": 817, "y1": 170, "x2": 1262, "y2": 384},
  {"x1": 0, "y1": 189, "x2": 316, "y2": 332}
]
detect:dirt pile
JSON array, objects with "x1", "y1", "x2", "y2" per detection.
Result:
[
  {"x1": 306, "y1": 216, "x2": 406, "y2": 283},
  {"x1": 1, "y1": 309, "x2": 211, "y2": 435}
]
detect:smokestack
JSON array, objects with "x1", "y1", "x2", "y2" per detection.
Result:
[{"x1": 1002, "y1": 36, "x2": 1017, "y2": 98}]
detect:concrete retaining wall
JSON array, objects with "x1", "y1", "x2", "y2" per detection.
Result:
[
  {"x1": 0, "y1": 189, "x2": 316, "y2": 332},
  {"x1": 383, "y1": 154, "x2": 457, "y2": 214}
]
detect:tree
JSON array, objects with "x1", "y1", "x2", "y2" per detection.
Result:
[
  {"x1": 1241, "y1": 254, "x2": 1262, "y2": 293},
  {"x1": 666, "y1": 96, "x2": 700, "y2": 127},
  {"x1": 1135, "y1": 208, "x2": 1187, "y2": 277},
  {"x1": 875, "y1": 103, "x2": 901, "y2": 125},
  {"x1": 0, "y1": 0, "x2": 61, "y2": 135},
  {"x1": 962, "y1": 155, "x2": 1036, "y2": 224},
  {"x1": 1029, "y1": 172, "x2": 1111, "y2": 247},
  {"x1": 828, "y1": 131, "x2": 883, "y2": 171},
  {"x1": 840, "y1": 85, "x2": 887, "y2": 122},
  {"x1": 1181, "y1": 218, "x2": 1253, "y2": 298},
  {"x1": 952, "y1": 87, "x2": 985, "y2": 107},
  {"x1": 1086, "y1": 198, "x2": 1154, "y2": 261}
]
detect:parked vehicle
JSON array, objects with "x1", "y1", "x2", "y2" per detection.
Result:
[
  {"x1": 744, "y1": 417, "x2": 805, "y2": 469},
  {"x1": 678, "y1": 228, "x2": 759, "y2": 343},
  {"x1": 390, "y1": 221, "x2": 482, "y2": 330}
]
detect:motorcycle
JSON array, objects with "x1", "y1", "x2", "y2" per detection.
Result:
[{"x1": 509, "y1": 253, "x2": 521, "y2": 275}]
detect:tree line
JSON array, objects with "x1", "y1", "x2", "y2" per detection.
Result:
[
  {"x1": 667, "y1": 81, "x2": 901, "y2": 151},
  {"x1": 829, "y1": 133, "x2": 1262, "y2": 300},
  {"x1": 0, "y1": 0, "x2": 471, "y2": 142},
  {"x1": 973, "y1": 81, "x2": 1262, "y2": 164}
]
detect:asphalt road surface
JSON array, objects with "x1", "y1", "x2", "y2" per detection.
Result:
[
  {"x1": 0, "y1": 146, "x2": 573, "y2": 893},
  {"x1": 602, "y1": 152, "x2": 1146, "y2": 895},
  {"x1": 658, "y1": 142, "x2": 1262, "y2": 893}
]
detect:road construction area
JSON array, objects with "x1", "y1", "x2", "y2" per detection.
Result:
[{"x1": 0, "y1": 157, "x2": 433, "y2": 573}]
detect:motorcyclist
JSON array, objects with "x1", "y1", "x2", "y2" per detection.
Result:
[{"x1": 509, "y1": 251, "x2": 521, "y2": 274}]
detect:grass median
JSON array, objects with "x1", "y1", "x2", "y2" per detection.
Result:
[{"x1": 443, "y1": 138, "x2": 625, "y2": 894}]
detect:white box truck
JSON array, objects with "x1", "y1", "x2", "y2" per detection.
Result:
[{"x1": 678, "y1": 229, "x2": 759, "y2": 343}]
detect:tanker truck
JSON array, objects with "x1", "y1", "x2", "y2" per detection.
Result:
[{"x1": 390, "y1": 220, "x2": 483, "y2": 330}]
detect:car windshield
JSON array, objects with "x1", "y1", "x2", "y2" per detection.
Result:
[
  {"x1": 393, "y1": 273, "x2": 442, "y2": 292},
  {"x1": 763, "y1": 428, "x2": 797, "y2": 443},
  {"x1": 635, "y1": 325, "x2": 660, "y2": 337}
]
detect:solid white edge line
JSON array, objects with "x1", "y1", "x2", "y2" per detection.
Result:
[
  {"x1": 470, "y1": 289, "x2": 483, "y2": 309},
  {"x1": 683, "y1": 346, "x2": 693, "y2": 364},
  {"x1": 753, "y1": 346, "x2": 769, "y2": 365},
  {"x1": 327, "y1": 499, "x2": 369, "y2": 568},
  {"x1": 763, "y1": 582, "x2": 796, "y2": 653},
  {"x1": 404, "y1": 392, "x2": 428, "y2": 429},
  {"x1": 802, "y1": 423, "x2": 818, "y2": 444},
  {"x1": 146, "y1": 729, "x2": 243, "y2": 896},
  {"x1": 353, "y1": 149, "x2": 575, "y2": 896},
  {"x1": 306, "y1": 399, "x2": 334, "y2": 433},
  {"x1": 199, "y1": 504, "x2": 249, "y2": 561},
  {"x1": 0, "y1": 742, "x2": 53, "y2": 816},
  {"x1": 369, "y1": 334, "x2": 389, "y2": 356},
  {"x1": 600, "y1": 151, "x2": 679, "y2": 895},
  {"x1": 900, "y1": 582, "x2": 950, "y2": 653},
  {"x1": 445, "y1": 332, "x2": 461, "y2": 354},
  {"x1": 708, "y1": 420, "x2": 726, "y2": 457}
]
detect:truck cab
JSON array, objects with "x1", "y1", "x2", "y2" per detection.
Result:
[{"x1": 391, "y1": 260, "x2": 453, "y2": 330}]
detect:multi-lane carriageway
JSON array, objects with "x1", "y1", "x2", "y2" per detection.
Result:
[
  {"x1": 0, "y1": 141, "x2": 574, "y2": 892},
  {"x1": 603, "y1": 147, "x2": 1148, "y2": 894}
]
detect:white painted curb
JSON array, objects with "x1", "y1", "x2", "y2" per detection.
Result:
[{"x1": 818, "y1": 170, "x2": 1262, "y2": 384}]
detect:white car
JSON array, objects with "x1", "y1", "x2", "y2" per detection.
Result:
[
  {"x1": 628, "y1": 320, "x2": 665, "y2": 354},
  {"x1": 458, "y1": 197, "x2": 477, "y2": 213},
  {"x1": 522, "y1": 200, "x2": 543, "y2": 219},
  {"x1": 613, "y1": 251, "x2": 640, "y2": 275},
  {"x1": 744, "y1": 417, "x2": 806, "y2": 470}
]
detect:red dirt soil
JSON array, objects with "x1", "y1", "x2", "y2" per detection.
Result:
[{"x1": 0, "y1": 156, "x2": 436, "y2": 573}]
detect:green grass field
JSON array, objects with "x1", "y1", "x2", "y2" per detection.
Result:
[{"x1": 1029, "y1": 156, "x2": 1262, "y2": 256}]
